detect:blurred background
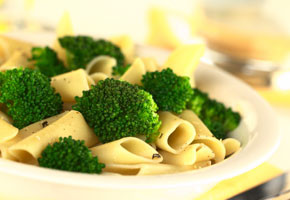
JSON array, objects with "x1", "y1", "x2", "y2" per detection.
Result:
[{"x1": 0, "y1": 0, "x2": 290, "y2": 197}]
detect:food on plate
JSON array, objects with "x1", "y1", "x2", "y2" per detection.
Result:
[{"x1": 0, "y1": 32, "x2": 241, "y2": 175}]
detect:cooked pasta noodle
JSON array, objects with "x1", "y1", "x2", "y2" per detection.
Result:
[
  {"x1": 159, "y1": 143, "x2": 214, "y2": 166},
  {"x1": 0, "y1": 119, "x2": 18, "y2": 143},
  {"x1": 90, "y1": 72, "x2": 109, "y2": 84},
  {"x1": 90, "y1": 137, "x2": 162, "y2": 164},
  {"x1": 193, "y1": 135, "x2": 226, "y2": 163},
  {"x1": 9, "y1": 111, "x2": 98, "y2": 164},
  {"x1": 223, "y1": 138, "x2": 241, "y2": 156},
  {"x1": 155, "y1": 111, "x2": 196, "y2": 154},
  {"x1": 120, "y1": 58, "x2": 146, "y2": 85},
  {"x1": 179, "y1": 110, "x2": 213, "y2": 137},
  {"x1": 140, "y1": 57, "x2": 158, "y2": 72},
  {"x1": 0, "y1": 50, "x2": 30, "y2": 71},
  {"x1": 110, "y1": 35, "x2": 135, "y2": 64},
  {"x1": 51, "y1": 69, "x2": 91, "y2": 102},
  {"x1": 86, "y1": 55, "x2": 116, "y2": 76}
]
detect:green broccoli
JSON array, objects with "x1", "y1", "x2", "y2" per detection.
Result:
[
  {"x1": 38, "y1": 136, "x2": 105, "y2": 174},
  {"x1": 73, "y1": 78, "x2": 161, "y2": 143},
  {"x1": 30, "y1": 46, "x2": 69, "y2": 77},
  {"x1": 187, "y1": 88, "x2": 241, "y2": 139},
  {"x1": 0, "y1": 68, "x2": 63, "y2": 129},
  {"x1": 59, "y1": 36, "x2": 125, "y2": 70},
  {"x1": 141, "y1": 68, "x2": 193, "y2": 114},
  {"x1": 112, "y1": 64, "x2": 130, "y2": 76}
]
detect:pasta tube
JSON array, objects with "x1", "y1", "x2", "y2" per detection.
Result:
[
  {"x1": 179, "y1": 110, "x2": 213, "y2": 137},
  {"x1": 9, "y1": 111, "x2": 98, "y2": 164},
  {"x1": 90, "y1": 137, "x2": 162, "y2": 164},
  {"x1": 120, "y1": 58, "x2": 146, "y2": 85},
  {"x1": 0, "y1": 50, "x2": 30, "y2": 71},
  {"x1": 0, "y1": 119, "x2": 18, "y2": 143},
  {"x1": 223, "y1": 138, "x2": 241, "y2": 156},
  {"x1": 140, "y1": 57, "x2": 158, "y2": 72},
  {"x1": 155, "y1": 111, "x2": 195, "y2": 154},
  {"x1": 86, "y1": 55, "x2": 116, "y2": 76},
  {"x1": 110, "y1": 35, "x2": 135, "y2": 64},
  {"x1": 193, "y1": 135, "x2": 226, "y2": 163},
  {"x1": 51, "y1": 69, "x2": 91, "y2": 102},
  {"x1": 90, "y1": 72, "x2": 109, "y2": 84}
]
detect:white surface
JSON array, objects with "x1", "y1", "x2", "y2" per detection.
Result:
[{"x1": 0, "y1": 34, "x2": 281, "y2": 200}]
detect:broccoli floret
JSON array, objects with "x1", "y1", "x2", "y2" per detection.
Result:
[
  {"x1": 141, "y1": 68, "x2": 193, "y2": 114},
  {"x1": 59, "y1": 36, "x2": 125, "y2": 70},
  {"x1": 38, "y1": 136, "x2": 105, "y2": 174},
  {"x1": 0, "y1": 68, "x2": 63, "y2": 129},
  {"x1": 112, "y1": 64, "x2": 130, "y2": 76},
  {"x1": 30, "y1": 47, "x2": 69, "y2": 77},
  {"x1": 187, "y1": 88, "x2": 241, "y2": 139},
  {"x1": 73, "y1": 78, "x2": 161, "y2": 143}
]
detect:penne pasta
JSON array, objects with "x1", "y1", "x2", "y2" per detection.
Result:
[
  {"x1": 86, "y1": 55, "x2": 116, "y2": 76},
  {"x1": 193, "y1": 135, "x2": 226, "y2": 163},
  {"x1": 179, "y1": 110, "x2": 213, "y2": 137},
  {"x1": 161, "y1": 44, "x2": 205, "y2": 87},
  {"x1": 110, "y1": 35, "x2": 135, "y2": 64},
  {"x1": 90, "y1": 72, "x2": 109, "y2": 84},
  {"x1": 223, "y1": 138, "x2": 241, "y2": 156},
  {"x1": 140, "y1": 57, "x2": 158, "y2": 72},
  {"x1": 53, "y1": 11, "x2": 74, "y2": 65},
  {"x1": 51, "y1": 69, "x2": 91, "y2": 102},
  {"x1": 119, "y1": 58, "x2": 146, "y2": 85},
  {"x1": 103, "y1": 163, "x2": 195, "y2": 176},
  {"x1": 0, "y1": 112, "x2": 67, "y2": 161},
  {"x1": 0, "y1": 50, "x2": 30, "y2": 71},
  {"x1": 193, "y1": 160, "x2": 212, "y2": 169},
  {"x1": 155, "y1": 111, "x2": 195, "y2": 154},
  {"x1": 0, "y1": 35, "x2": 34, "y2": 64},
  {"x1": 90, "y1": 137, "x2": 162, "y2": 164},
  {"x1": 9, "y1": 111, "x2": 98, "y2": 164},
  {"x1": 159, "y1": 143, "x2": 214, "y2": 166},
  {"x1": 0, "y1": 119, "x2": 18, "y2": 143}
]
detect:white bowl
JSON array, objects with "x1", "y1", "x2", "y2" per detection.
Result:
[{"x1": 0, "y1": 34, "x2": 280, "y2": 200}]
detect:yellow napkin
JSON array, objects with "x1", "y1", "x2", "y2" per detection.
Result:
[{"x1": 196, "y1": 163, "x2": 282, "y2": 200}]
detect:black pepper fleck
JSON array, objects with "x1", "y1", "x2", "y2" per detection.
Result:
[
  {"x1": 42, "y1": 121, "x2": 49, "y2": 128},
  {"x1": 152, "y1": 154, "x2": 161, "y2": 159}
]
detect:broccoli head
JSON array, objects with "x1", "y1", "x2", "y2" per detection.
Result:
[
  {"x1": 0, "y1": 68, "x2": 63, "y2": 129},
  {"x1": 187, "y1": 88, "x2": 241, "y2": 139},
  {"x1": 30, "y1": 46, "x2": 68, "y2": 77},
  {"x1": 141, "y1": 68, "x2": 193, "y2": 114},
  {"x1": 112, "y1": 64, "x2": 130, "y2": 76},
  {"x1": 73, "y1": 78, "x2": 161, "y2": 143},
  {"x1": 38, "y1": 136, "x2": 105, "y2": 174},
  {"x1": 59, "y1": 36, "x2": 125, "y2": 70}
]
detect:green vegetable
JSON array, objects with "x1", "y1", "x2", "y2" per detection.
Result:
[
  {"x1": 0, "y1": 68, "x2": 63, "y2": 129},
  {"x1": 30, "y1": 46, "x2": 68, "y2": 77},
  {"x1": 38, "y1": 136, "x2": 105, "y2": 174},
  {"x1": 141, "y1": 68, "x2": 193, "y2": 114},
  {"x1": 73, "y1": 78, "x2": 161, "y2": 143},
  {"x1": 112, "y1": 64, "x2": 130, "y2": 76},
  {"x1": 59, "y1": 36, "x2": 125, "y2": 70},
  {"x1": 187, "y1": 88, "x2": 241, "y2": 139}
]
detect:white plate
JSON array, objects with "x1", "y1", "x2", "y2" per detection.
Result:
[{"x1": 0, "y1": 33, "x2": 281, "y2": 200}]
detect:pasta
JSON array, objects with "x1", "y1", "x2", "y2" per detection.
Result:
[
  {"x1": 9, "y1": 111, "x2": 98, "y2": 164},
  {"x1": 0, "y1": 50, "x2": 30, "y2": 71},
  {"x1": 90, "y1": 137, "x2": 162, "y2": 164},
  {"x1": 119, "y1": 58, "x2": 146, "y2": 85},
  {"x1": 223, "y1": 138, "x2": 241, "y2": 156},
  {"x1": 159, "y1": 143, "x2": 214, "y2": 166},
  {"x1": 85, "y1": 55, "x2": 116, "y2": 76},
  {"x1": 0, "y1": 33, "x2": 242, "y2": 176},
  {"x1": 51, "y1": 69, "x2": 91, "y2": 102},
  {"x1": 0, "y1": 119, "x2": 18, "y2": 143},
  {"x1": 155, "y1": 111, "x2": 196, "y2": 154}
]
